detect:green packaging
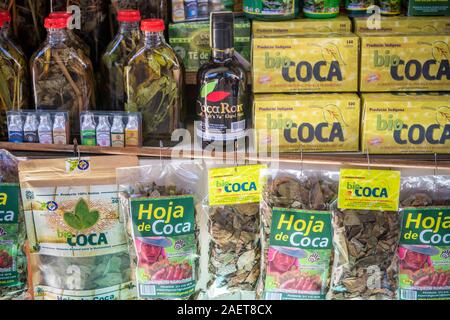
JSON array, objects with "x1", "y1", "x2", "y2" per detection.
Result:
[
  {"x1": 407, "y1": 0, "x2": 450, "y2": 16},
  {"x1": 169, "y1": 18, "x2": 251, "y2": 72}
]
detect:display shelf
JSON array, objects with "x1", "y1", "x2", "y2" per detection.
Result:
[{"x1": 1, "y1": 142, "x2": 450, "y2": 170}]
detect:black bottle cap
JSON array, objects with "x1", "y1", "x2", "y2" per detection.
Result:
[{"x1": 210, "y1": 11, "x2": 234, "y2": 50}]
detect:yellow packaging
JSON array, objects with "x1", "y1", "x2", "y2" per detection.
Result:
[
  {"x1": 254, "y1": 93, "x2": 361, "y2": 153},
  {"x1": 253, "y1": 34, "x2": 359, "y2": 93},
  {"x1": 354, "y1": 16, "x2": 450, "y2": 35},
  {"x1": 253, "y1": 16, "x2": 352, "y2": 37},
  {"x1": 338, "y1": 169, "x2": 401, "y2": 212},
  {"x1": 361, "y1": 93, "x2": 450, "y2": 154},
  {"x1": 360, "y1": 34, "x2": 450, "y2": 92}
]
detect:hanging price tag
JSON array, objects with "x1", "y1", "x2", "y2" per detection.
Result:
[{"x1": 338, "y1": 169, "x2": 401, "y2": 211}]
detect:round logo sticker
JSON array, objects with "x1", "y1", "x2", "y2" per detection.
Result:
[
  {"x1": 77, "y1": 160, "x2": 90, "y2": 171},
  {"x1": 46, "y1": 201, "x2": 58, "y2": 211}
]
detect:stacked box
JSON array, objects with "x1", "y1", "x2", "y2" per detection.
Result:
[
  {"x1": 359, "y1": 33, "x2": 450, "y2": 92},
  {"x1": 168, "y1": 18, "x2": 251, "y2": 72},
  {"x1": 252, "y1": 15, "x2": 352, "y2": 37},
  {"x1": 253, "y1": 93, "x2": 361, "y2": 153},
  {"x1": 361, "y1": 93, "x2": 450, "y2": 154},
  {"x1": 252, "y1": 33, "x2": 359, "y2": 93}
]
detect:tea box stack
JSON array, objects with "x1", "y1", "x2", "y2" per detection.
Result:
[
  {"x1": 251, "y1": 16, "x2": 362, "y2": 153},
  {"x1": 354, "y1": 16, "x2": 450, "y2": 154}
]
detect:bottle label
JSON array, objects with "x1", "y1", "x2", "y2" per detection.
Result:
[
  {"x1": 0, "y1": 184, "x2": 22, "y2": 288},
  {"x1": 81, "y1": 130, "x2": 96, "y2": 146},
  {"x1": 111, "y1": 133, "x2": 125, "y2": 148},
  {"x1": 126, "y1": 130, "x2": 139, "y2": 147},
  {"x1": 39, "y1": 132, "x2": 53, "y2": 144},
  {"x1": 53, "y1": 130, "x2": 67, "y2": 145},
  {"x1": 8, "y1": 131, "x2": 24, "y2": 143},
  {"x1": 24, "y1": 131, "x2": 38, "y2": 143},
  {"x1": 303, "y1": 0, "x2": 339, "y2": 15},
  {"x1": 97, "y1": 132, "x2": 111, "y2": 147},
  {"x1": 196, "y1": 79, "x2": 247, "y2": 142}
]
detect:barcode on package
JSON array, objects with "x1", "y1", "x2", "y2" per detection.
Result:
[
  {"x1": 265, "y1": 292, "x2": 282, "y2": 300},
  {"x1": 400, "y1": 289, "x2": 417, "y2": 300},
  {"x1": 231, "y1": 120, "x2": 245, "y2": 132},
  {"x1": 139, "y1": 284, "x2": 156, "y2": 297}
]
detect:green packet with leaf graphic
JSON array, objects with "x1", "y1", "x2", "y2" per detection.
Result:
[
  {"x1": 253, "y1": 93, "x2": 361, "y2": 153},
  {"x1": 19, "y1": 155, "x2": 139, "y2": 300},
  {"x1": 0, "y1": 150, "x2": 29, "y2": 300},
  {"x1": 398, "y1": 175, "x2": 450, "y2": 300},
  {"x1": 117, "y1": 160, "x2": 204, "y2": 300}
]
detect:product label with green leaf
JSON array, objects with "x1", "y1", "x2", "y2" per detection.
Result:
[
  {"x1": 196, "y1": 79, "x2": 247, "y2": 142},
  {"x1": 21, "y1": 183, "x2": 134, "y2": 300},
  {"x1": 264, "y1": 208, "x2": 332, "y2": 300},
  {"x1": 0, "y1": 184, "x2": 20, "y2": 287},
  {"x1": 398, "y1": 207, "x2": 450, "y2": 300},
  {"x1": 130, "y1": 196, "x2": 197, "y2": 299}
]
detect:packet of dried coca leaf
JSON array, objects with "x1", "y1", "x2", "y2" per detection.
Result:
[
  {"x1": 328, "y1": 169, "x2": 401, "y2": 300},
  {"x1": 202, "y1": 164, "x2": 266, "y2": 300},
  {"x1": 117, "y1": 160, "x2": 204, "y2": 300},
  {"x1": 19, "y1": 155, "x2": 139, "y2": 300},
  {"x1": 257, "y1": 169, "x2": 338, "y2": 300},
  {"x1": 398, "y1": 175, "x2": 450, "y2": 300},
  {"x1": 0, "y1": 150, "x2": 29, "y2": 300}
]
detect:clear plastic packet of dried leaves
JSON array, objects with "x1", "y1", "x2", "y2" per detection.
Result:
[
  {"x1": 117, "y1": 160, "x2": 204, "y2": 300},
  {"x1": 0, "y1": 149, "x2": 29, "y2": 300},
  {"x1": 19, "y1": 156, "x2": 139, "y2": 300},
  {"x1": 257, "y1": 169, "x2": 338, "y2": 300},
  {"x1": 398, "y1": 175, "x2": 450, "y2": 300},
  {"x1": 200, "y1": 165, "x2": 266, "y2": 300}
]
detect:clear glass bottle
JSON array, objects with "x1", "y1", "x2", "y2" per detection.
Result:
[
  {"x1": 125, "y1": 114, "x2": 139, "y2": 147},
  {"x1": 96, "y1": 115, "x2": 111, "y2": 147},
  {"x1": 196, "y1": 12, "x2": 248, "y2": 152},
  {"x1": 53, "y1": 113, "x2": 68, "y2": 145},
  {"x1": 48, "y1": 11, "x2": 90, "y2": 57},
  {"x1": 23, "y1": 114, "x2": 39, "y2": 143},
  {"x1": 31, "y1": 16, "x2": 95, "y2": 140},
  {"x1": 125, "y1": 19, "x2": 184, "y2": 147},
  {"x1": 0, "y1": 10, "x2": 29, "y2": 141},
  {"x1": 111, "y1": 115, "x2": 125, "y2": 147},
  {"x1": 101, "y1": 10, "x2": 141, "y2": 111},
  {"x1": 7, "y1": 114, "x2": 23, "y2": 143},
  {"x1": 80, "y1": 112, "x2": 96, "y2": 146},
  {"x1": 38, "y1": 113, "x2": 53, "y2": 144}
]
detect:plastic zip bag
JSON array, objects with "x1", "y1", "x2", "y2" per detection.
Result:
[
  {"x1": 257, "y1": 169, "x2": 338, "y2": 300},
  {"x1": 398, "y1": 175, "x2": 450, "y2": 300},
  {"x1": 117, "y1": 160, "x2": 204, "y2": 300},
  {"x1": 201, "y1": 164, "x2": 263, "y2": 300},
  {"x1": 0, "y1": 150, "x2": 29, "y2": 300}
]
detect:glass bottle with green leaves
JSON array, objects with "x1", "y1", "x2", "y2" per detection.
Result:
[
  {"x1": 31, "y1": 16, "x2": 95, "y2": 139},
  {"x1": 101, "y1": 9, "x2": 141, "y2": 111},
  {"x1": 48, "y1": 11, "x2": 90, "y2": 58},
  {"x1": 125, "y1": 19, "x2": 183, "y2": 147},
  {"x1": 0, "y1": 0, "x2": 48, "y2": 58},
  {"x1": 0, "y1": 10, "x2": 29, "y2": 141}
]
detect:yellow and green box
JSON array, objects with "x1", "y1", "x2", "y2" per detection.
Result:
[
  {"x1": 354, "y1": 16, "x2": 450, "y2": 34},
  {"x1": 253, "y1": 93, "x2": 361, "y2": 153},
  {"x1": 360, "y1": 33, "x2": 450, "y2": 92},
  {"x1": 252, "y1": 33, "x2": 359, "y2": 93},
  {"x1": 361, "y1": 93, "x2": 450, "y2": 154},
  {"x1": 252, "y1": 15, "x2": 352, "y2": 37}
]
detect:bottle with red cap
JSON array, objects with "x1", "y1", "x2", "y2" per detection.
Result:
[
  {"x1": 124, "y1": 19, "x2": 184, "y2": 147},
  {"x1": 100, "y1": 9, "x2": 141, "y2": 111},
  {"x1": 31, "y1": 15, "x2": 95, "y2": 140},
  {"x1": 0, "y1": 10, "x2": 29, "y2": 141},
  {"x1": 48, "y1": 11, "x2": 90, "y2": 57}
]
